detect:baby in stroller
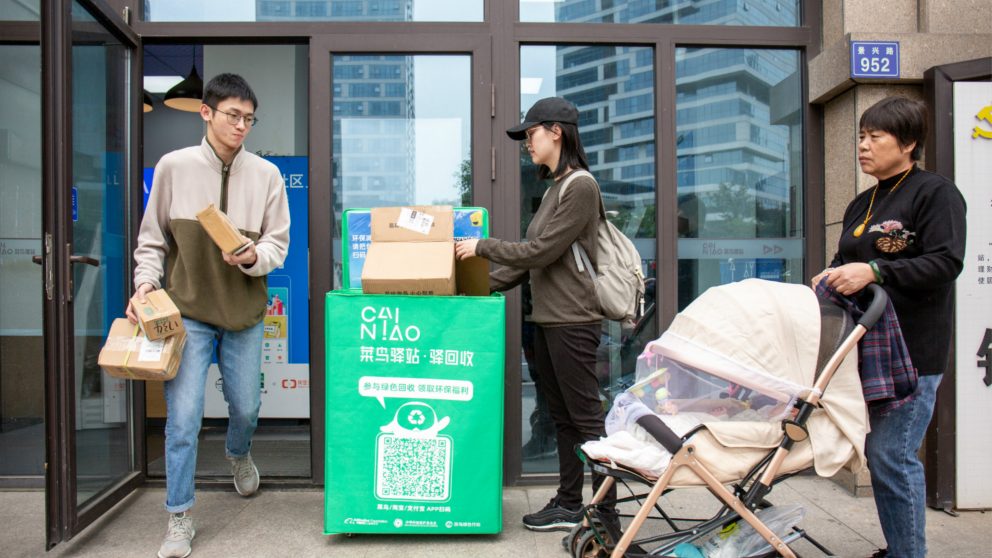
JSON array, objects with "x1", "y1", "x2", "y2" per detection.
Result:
[{"x1": 585, "y1": 358, "x2": 794, "y2": 480}]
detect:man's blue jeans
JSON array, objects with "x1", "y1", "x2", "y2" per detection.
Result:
[
  {"x1": 163, "y1": 317, "x2": 264, "y2": 513},
  {"x1": 865, "y1": 374, "x2": 942, "y2": 558}
]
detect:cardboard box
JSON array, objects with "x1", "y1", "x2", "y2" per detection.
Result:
[
  {"x1": 361, "y1": 206, "x2": 489, "y2": 296},
  {"x1": 130, "y1": 289, "x2": 184, "y2": 341},
  {"x1": 98, "y1": 318, "x2": 187, "y2": 381},
  {"x1": 196, "y1": 203, "x2": 252, "y2": 255}
]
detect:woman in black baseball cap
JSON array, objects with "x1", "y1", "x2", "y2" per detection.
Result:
[
  {"x1": 456, "y1": 97, "x2": 618, "y2": 533},
  {"x1": 505, "y1": 96, "x2": 580, "y2": 140}
]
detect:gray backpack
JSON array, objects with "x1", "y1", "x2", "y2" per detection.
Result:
[{"x1": 558, "y1": 170, "x2": 646, "y2": 324}]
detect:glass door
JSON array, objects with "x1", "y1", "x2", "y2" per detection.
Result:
[
  {"x1": 69, "y1": 0, "x2": 132, "y2": 505},
  {"x1": 44, "y1": 0, "x2": 142, "y2": 548}
]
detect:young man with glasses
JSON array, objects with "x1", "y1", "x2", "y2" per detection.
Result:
[{"x1": 127, "y1": 73, "x2": 290, "y2": 558}]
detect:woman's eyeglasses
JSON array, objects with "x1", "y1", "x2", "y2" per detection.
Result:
[{"x1": 208, "y1": 105, "x2": 259, "y2": 128}]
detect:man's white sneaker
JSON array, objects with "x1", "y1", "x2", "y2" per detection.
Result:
[
  {"x1": 158, "y1": 512, "x2": 194, "y2": 558},
  {"x1": 230, "y1": 453, "x2": 259, "y2": 496}
]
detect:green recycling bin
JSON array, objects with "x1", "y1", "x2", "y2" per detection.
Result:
[{"x1": 324, "y1": 290, "x2": 505, "y2": 534}]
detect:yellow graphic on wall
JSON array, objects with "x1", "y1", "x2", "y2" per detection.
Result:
[
  {"x1": 264, "y1": 315, "x2": 287, "y2": 339},
  {"x1": 974, "y1": 104, "x2": 992, "y2": 140}
]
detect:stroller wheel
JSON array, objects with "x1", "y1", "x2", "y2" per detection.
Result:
[
  {"x1": 564, "y1": 521, "x2": 605, "y2": 556},
  {"x1": 563, "y1": 523, "x2": 587, "y2": 555},
  {"x1": 573, "y1": 528, "x2": 614, "y2": 558}
]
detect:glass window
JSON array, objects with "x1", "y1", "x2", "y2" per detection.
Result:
[
  {"x1": 0, "y1": 45, "x2": 43, "y2": 477},
  {"x1": 145, "y1": 0, "x2": 483, "y2": 22},
  {"x1": 519, "y1": 45, "x2": 657, "y2": 473},
  {"x1": 675, "y1": 47, "x2": 803, "y2": 311},
  {"x1": 332, "y1": 54, "x2": 471, "y2": 288},
  {"x1": 520, "y1": 0, "x2": 799, "y2": 26}
]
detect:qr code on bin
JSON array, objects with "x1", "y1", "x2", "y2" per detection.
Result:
[{"x1": 375, "y1": 434, "x2": 451, "y2": 501}]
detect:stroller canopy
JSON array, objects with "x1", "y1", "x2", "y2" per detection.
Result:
[{"x1": 648, "y1": 279, "x2": 867, "y2": 477}]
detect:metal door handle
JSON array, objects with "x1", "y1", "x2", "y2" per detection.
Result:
[
  {"x1": 70, "y1": 255, "x2": 99, "y2": 267},
  {"x1": 32, "y1": 255, "x2": 43, "y2": 265},
  {"x1": 65, "y1": 245, "x2": 100, "y2": 302}
]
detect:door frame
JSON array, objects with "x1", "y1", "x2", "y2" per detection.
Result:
[
  {"x1": 41, "y1": 0, "x2": 144, "y2": 548},
  {"x1": 307, "y1": 30, "x2": 495, "y2": 484}
]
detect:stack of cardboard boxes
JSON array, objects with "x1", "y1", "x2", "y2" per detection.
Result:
[
  {"x1": 361, "y1": 205, "x2": 489, "y2": 296},
  {"x1": 98, "y1": 289, "x2": 186, "y2": 381}
]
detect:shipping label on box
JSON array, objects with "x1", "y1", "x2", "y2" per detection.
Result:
[{"x1": 370, "y1": 205, "x2": 454, "y2": 242}]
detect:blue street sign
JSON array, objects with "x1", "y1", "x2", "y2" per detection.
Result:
[
  {"x1": 850, "y1": 41, "x2": 899, "y2": 78},
  {"x1": 71, "y1": 186, "x2": 78, "y2": 221}
]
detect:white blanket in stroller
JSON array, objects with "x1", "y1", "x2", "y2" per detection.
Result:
[
  {"x1": 584, "y1": 393, "x2": 705, "y2": 476},
  {"x1": 582, "y1": 280, "x2": 868, "y2": 484}
]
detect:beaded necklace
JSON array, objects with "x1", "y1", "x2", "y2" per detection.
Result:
[{"x1": 852, "y1": 166, "x2": 913, "y2": 238}]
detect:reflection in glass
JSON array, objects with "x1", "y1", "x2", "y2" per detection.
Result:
[
  {"x1": 0, "y1": 46, "x2": 44, "y2": 477},
  {"x1": 520, "y1": 0, "x2": 799, "y2": 26},
  {"x1": 71, "y1": 0, "x2": 133, "y2": 505},
  {"x1": 675, "y1": 47, "x2": 804, "y2": 311},
  {"x1": 331, "y1": 55, "x2": 471, "y2": 289},
  {"x1": 0, "y1": 0, "x2": 39, "y2": 20},
  {"x1": 519, "y1": 45, "x2": 656, "y2": 474},
  {"x1": 146, "y1": 0, "x2": 482, "y2": 22}
]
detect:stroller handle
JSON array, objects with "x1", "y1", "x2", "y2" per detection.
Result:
[
  {"x1": 635, "y1": 414, "x2": 684, "y2": 455},
  {"x1": 858, "y1": 283, "x2": 888, "y2": 330}
]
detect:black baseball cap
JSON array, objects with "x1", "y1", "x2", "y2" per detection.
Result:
[{"x1": 506, "y1": 97, "x2": 579, "y2": 140}]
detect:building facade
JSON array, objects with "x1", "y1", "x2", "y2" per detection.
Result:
[{"x1": 0, "y1": 0, "x2": 988, "y2": 546}]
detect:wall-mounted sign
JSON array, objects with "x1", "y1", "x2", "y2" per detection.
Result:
[
  {"x1": 850, "y1": 41, "x2": 899, "y2": 79},
  {"x1": 953, "y1": 81, "x2": 992, "y2": 510}
]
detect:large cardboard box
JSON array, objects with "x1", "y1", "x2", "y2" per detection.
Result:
[
  {"x1": 361, "y1": 206, "x2": 488, "y2": 296},
  {"x1": 98, "y1": 318, "x2": 187, "y2": 381},
  {"x1": 130, "y1": 289, "x2": 184, "y2": 341},
  {"x1": 196, "y1": 203, "x2": 252, "y2": 255}
]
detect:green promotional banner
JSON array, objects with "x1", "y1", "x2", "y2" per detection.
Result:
[{"x1": 324, "y1": 290, "x2": 505, "y2": 534}]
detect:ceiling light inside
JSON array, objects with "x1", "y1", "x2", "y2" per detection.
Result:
[{"x1": 144, "y1": 75, "x2": 184, "y2": 93}]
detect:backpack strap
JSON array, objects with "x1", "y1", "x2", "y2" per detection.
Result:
[
  {"x1": 572, "y1": 242, "x2": 596, "y2": 279},
  {"x1": 557, "y1": 169, "x2": 594, "y2": 202},
  {"x1": 556, "y1": 170, "x2": 600, "y2": 278}
]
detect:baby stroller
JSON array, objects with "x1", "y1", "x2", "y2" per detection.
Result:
[{"x1": 568, "y1": 278, "x2": 885, "y2": 557}]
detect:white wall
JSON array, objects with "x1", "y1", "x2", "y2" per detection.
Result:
[
  {"x1": 144, "y1": 44, "x2": 308, "y2": 166},
  {"x1": 204, "y1": 44, "x2": 308, "y2": 157}
]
